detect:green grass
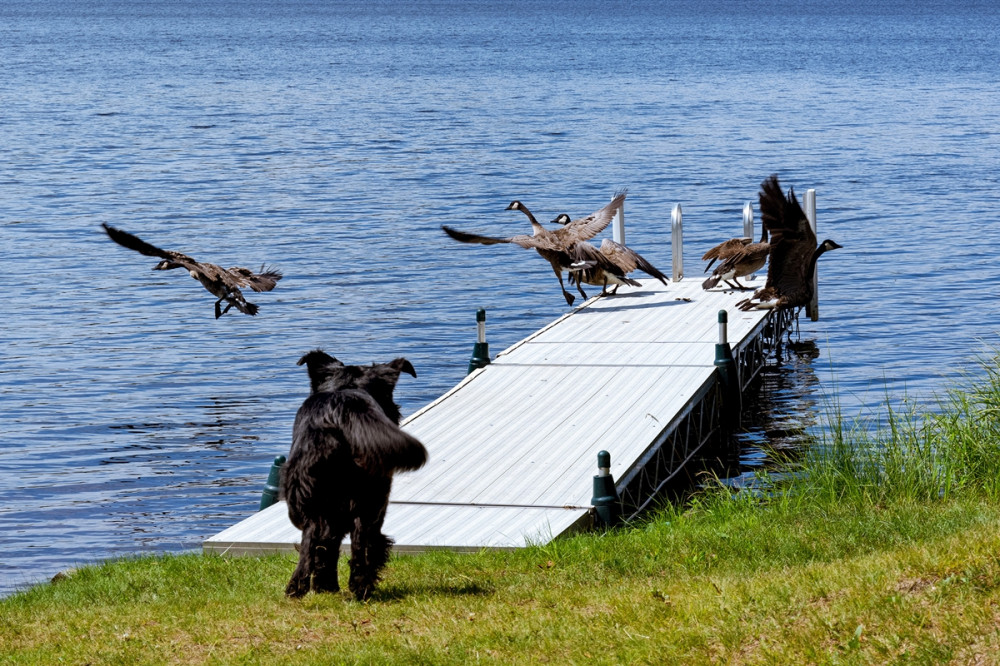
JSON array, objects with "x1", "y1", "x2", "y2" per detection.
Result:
[{"x1": 6, "y1": 356, "x2": 1000, "y2": 664}]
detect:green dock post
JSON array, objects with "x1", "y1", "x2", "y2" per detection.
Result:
[
  {"x1": 591, "y1": 450, "x2": 621, "y2": 528},
  {"x1": 714, "y1": 310, "x2": 741, "y2": 429},
  {"x1": 259, "y1": 454, "x2": 286, "y2": 511},
  {"x1": 467, "y1": 308, "x2": 491, "y2": 374}
]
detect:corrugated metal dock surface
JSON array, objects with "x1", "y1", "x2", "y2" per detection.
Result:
[{"x1": 205, "y1": 274, "x2": 774, "y2": 556}]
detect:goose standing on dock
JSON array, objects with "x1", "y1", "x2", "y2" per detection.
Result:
[
  {"x1": 441, "y1": 192, "x2": 627, "y2": 306},
  {"x1": 702, "y1": 227, "x2": 769, "y2": 291},
  {"x1": 702, "y1": 236, "x2": 752, "y2": 273},
  {"x1": 549, "y1": 213, "x2": 669, "y2": 295},
  {"x1": 736, "y1": 175, "x2": 842, "y2": 311},
  {"x1": 102, "y1": 223, "x2": 282, "y2": 318}
]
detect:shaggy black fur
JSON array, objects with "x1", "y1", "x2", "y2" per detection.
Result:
[{"x1": 281, "y1": 349, "x2": 428, "y2": 601}]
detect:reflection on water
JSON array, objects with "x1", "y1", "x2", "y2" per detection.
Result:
[{"x1": 704, "y1": 335, "x2": 828, "y2": 493}]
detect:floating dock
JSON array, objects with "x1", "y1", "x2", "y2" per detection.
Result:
[{"x1": 204, "y1": 274, "x2": 793, "y2": 556}]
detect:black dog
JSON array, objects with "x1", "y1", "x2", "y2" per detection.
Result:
[{"x1": 281, "y1": 350, "x2": 428, "y2": 600}]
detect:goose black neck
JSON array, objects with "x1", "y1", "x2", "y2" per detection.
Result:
[
  {"x1": 807, "y1": 244, "x2": 831, "y2": 274},
  {"x1": 520, "y1": 207, "x2": 541, "y2": 226}
]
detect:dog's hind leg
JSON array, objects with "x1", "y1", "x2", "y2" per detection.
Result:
[
  {"x1": 310, "y1": 516, "x2": 350, "y2": 594},
  {"x1": 285, "y1": 523, "x2": 316, "y2": 598},
  {"x1": 348, "y1": 482, "x2": 394, "y2": 601}
]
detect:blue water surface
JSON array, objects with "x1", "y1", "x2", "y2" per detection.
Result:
[{"x1": 2, "y1": 0, "x2": 1000, "y2": 596}]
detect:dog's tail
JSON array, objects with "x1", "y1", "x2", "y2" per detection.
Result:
[
  {"x1": 343, "y1": 393, "x2": 428, "y2": 476},
  {"x1": 354, "y1": 422, "x2": 428, "y2": 476}
]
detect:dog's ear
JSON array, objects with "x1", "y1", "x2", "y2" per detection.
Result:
[
  {"x1": 298, "y1": 350, "x2": 350, "y2": 394},
  {"x1": 390, "y1": 358, "x2": 417, "y2": 378},
  {"x1": 297, "y1": 349, "x2": 339, "y2": 367},
  {"x1": 364, "y1": 359, "x2": 415, "y2": 387},
  {"x1": 355, "y1": 360, "x2": 416, "y2": 424}
]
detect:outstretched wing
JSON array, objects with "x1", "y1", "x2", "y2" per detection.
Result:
[
  {"x1": 101, "y1": 223, "x2": 195, "y2": 264},
  {"x1": 759, "y1": 175, "x2": 815, "y2": 247},
  {"x1": 758, "y1": 175, "x2": 816, "y2": 292},
  {"x1": 600, "y1": 239, "x2": 669, "y2": 283},
  {"x1": 441, "y1": 225, "x2": 562, "y2": 252},
  {"x1": 568, "y1": 241, "x2": 624, "y2": 277},
  {"x1": 701, "y1": 237, "x2": 750, "y2": 262},
  {"x1": 227, "y1": 265, "x2": 283, "y2": 292},
  {"x1": 553, "y1": 190, "x2": 627, "y2": 245}
]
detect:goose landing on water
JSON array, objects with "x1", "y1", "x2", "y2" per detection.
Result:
[
  {"x1": 102, "y1": 223, "x2": 282, "y2": 318},
  {"x1": 441, "y1": 192, "x2": 627, "y2": 306},
  {"x1": 549, "y1": 214, "x2": 669, "y2": 296},
  {"x1": 736, "y1": 175, "x2": 842, "y2": 311}
]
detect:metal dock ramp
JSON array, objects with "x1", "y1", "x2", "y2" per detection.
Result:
[{"x1": 204, "y1": 275, "x2": 789, "y2": 556}]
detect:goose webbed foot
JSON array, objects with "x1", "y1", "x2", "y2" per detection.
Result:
[
  {"x1": 732, "y1": 278, "x2": 751, "y2": 291},
  {"x1": 214, "y1": 299, "x2": 224, "y2": 319},
  {"x1": 562, "y1": 290, "x2": 575, "y2": 306}
]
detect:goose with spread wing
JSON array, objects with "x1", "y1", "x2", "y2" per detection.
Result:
[
  {"x1": 702, "y1": 236, "x2": 752, "y2": 273},
  {"x1": 549, "y1": 213, "x2": 669, "y2": 296},
  {"x1": 102, "y1": 223, "x2": 282, "y2": 318},
  {"x1": 736, "y1": 175, "x2": 841, "y2": 311},
  {"x1": 702, "y1": 227, "x2": 770, "y2": 291},
  {"x1": 441, "y1": 192, "x2": 627, "y2": 305}
]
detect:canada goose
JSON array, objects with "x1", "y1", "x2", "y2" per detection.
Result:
[
  {"x1": 549, "y1": 214, "x2": 669, "y2": 295},
  {"x1": 702, "y1": 213, "x2": 770, "y2": 274},
  {"x1": 702, "y1": 230, "x2": 770, "y2": 291},
  {"x1": 102, "y1": 223, "x2": 282, "y2": 318},
  {"x1": 441, "y1": 192, "x2": 627, "y2": 306},
  {"x1": 736, "y1": 175, "x2": 842, "y2": 311},
  {"x1": 702, "y1": 236, "x2": 751, "y2": 273}
]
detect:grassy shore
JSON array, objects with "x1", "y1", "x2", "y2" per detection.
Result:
[{"x1": 5, "y1": 362, "x2": 1000, "y2": 664}]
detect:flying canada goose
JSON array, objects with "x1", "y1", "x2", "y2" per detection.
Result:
[
  {"x1": 441, "y1": 192, "x2": 627, "y2": 306},
  {"x1": 736, "y1": 175, "x2": 842, "y2": 311},
  {"x1": 702, "y1": 228, "x2": 770, "y2": 291},
  {"x1": 102, "y1": 223, "x2": 282, "y2": 318},
  {"x1": 549, "y1": 213, "x2": 669, "y2": 295}
]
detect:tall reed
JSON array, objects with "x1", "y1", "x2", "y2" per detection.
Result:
[{"x1": 764, "y1": 353, "x2": 1000, "y2": 507}]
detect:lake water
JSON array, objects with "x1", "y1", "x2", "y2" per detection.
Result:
[{"x1": 2, "y1": 0, "x2": 999, "y2": 597}]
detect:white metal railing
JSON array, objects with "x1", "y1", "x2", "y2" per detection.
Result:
[
  {"x1": 612, "y1": 199, "x2": 626, "y2": 246},
  {"x1": 803, "y1": 188, "x2": 818, "y2": 321},
  {"x1": 602, "y1": 188, "x2": 817, "y2": 308},
  {"x1": 671, "y1": 204, "x2": 683, "y2": 282}
]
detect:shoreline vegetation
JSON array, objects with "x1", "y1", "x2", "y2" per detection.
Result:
[{"x1": 4, "y1": 358, "x2": 1000, "y2": 663}]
